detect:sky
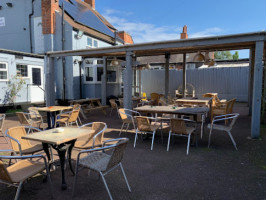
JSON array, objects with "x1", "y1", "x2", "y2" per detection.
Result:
[{"x1": 95, "y1": 0, "x2": 266, "y2": 58}]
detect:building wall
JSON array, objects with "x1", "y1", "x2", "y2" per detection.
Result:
[
  {"x1": 141, "y1": 66, "x2": 249, "y2": 102},
  {"x1": 0, "y1": 53, "x2": 44, "y2": 105}
]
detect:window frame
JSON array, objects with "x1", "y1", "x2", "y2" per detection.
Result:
[
  {"x1": 0, "y1": 62, "x2": 8, "y2": 81},
  {"x1": 86, "y1": 36, "x2": 99, "y2": 48},
  {"x1": 16, "y1": 64, "x2": 29, "y2": 78}
]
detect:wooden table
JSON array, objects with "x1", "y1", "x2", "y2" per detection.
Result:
[
  {"x1": 35, "y1": 106, "x2": 73, "y2": 129},
  {"x1": 70, "y1": 98, "x2": 108, "y2": 117},
  {"x1": 175, "y1": 98, "x2": 212, "y2": 107},
  {"x1": 22, "y1": 127, "x2": 94, "y2": 190}
]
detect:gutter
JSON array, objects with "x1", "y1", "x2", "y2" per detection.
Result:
[{"x1": 29, "y1": 0, "x2": 35, "y2": 53}]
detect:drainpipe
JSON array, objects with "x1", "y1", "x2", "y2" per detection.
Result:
[
  {"x1": 29, "y1": 0, "x2": 35, "y2": 53},
  {"x1": 79, "y1": 61, "x2": 82, "y2": 99},
  {"x1": 62, "y1": 2, "x2": 66, "y2": 101}
]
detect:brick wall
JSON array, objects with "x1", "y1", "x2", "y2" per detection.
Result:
[
  {"x1": 117, "y1": 31, "x2": 134, "y2": 44},
  {"x1": 42, "y1": 0, "x2": 59, "y2": 34},
  {"x1": 84, "y1": 0, "x2": 95, "y2": 9}
]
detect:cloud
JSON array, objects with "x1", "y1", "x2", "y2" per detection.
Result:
[{"x1": 103, "y1": 9, "x2": 223, "y2": 43}]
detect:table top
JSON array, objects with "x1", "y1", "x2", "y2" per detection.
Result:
[
  {"x1": 35, "y1": 106, "x2": 73, "y2": 112},
  {"x1": 176, "y1": 98, "x2": 211, "y2": 103},
  {"x1": 69, "y1": 98, "x2": 101, "y2": 104},
  {"x1": 134, "y1": 105, "x2": 209, "y2": 115},
  {"x1": 22, "y1": 127, "x2": 94, "y2": 145}
]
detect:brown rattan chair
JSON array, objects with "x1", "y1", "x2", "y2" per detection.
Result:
[
  {"x1": 72, "y1": 138, "x2": 131, "y2": 200},
  {"x1": 74, "y1": 122, "x2": 113, "y2": 149},
  {"x1": 55, "y1": 107, "x2": 81, "y2": 127},
  {"x1": 212, "y1": 98, "x2": 236, "y2": 121},
  {"x1": 28, "y1": 107, "x2": 46, "y2": 122},
  {"x1": 0, "y1": 150, "x2": 53, "y2": 200},
  {"x1": 109, "y1": 99, "x2": 120, "y2": 117},
  {"x1": 150, "y1": 93, "x2": 161, "y2": 106},
  {"x1": 118, "y1": 108, "x2": 140, "y2": 136},
  {"x1": 134, "y1": 116, "x2": 163, "y2": 150},
  {"x1": 16, "y1": 112, "x2": 43, "y2": 132},
  {"x1": 0, "y1": 114, "x2": 9, "y2": 145},
  {"x1": 208, "y1": 113, "x2": 239, "y2": 150},
  {"x1": 59, "y1": 104, "x2": 82, "y2": 125},
  {"x1": 167, "y1": 118, "x2": 196, "y2": 155}
]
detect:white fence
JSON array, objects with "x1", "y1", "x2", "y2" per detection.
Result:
[{"x1": 141, "y1": 66, "x2": 249, "y2": 102}]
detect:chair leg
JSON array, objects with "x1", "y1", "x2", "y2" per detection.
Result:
[
  {"x1": 120, "y1": 163, "x2": 131, "y2": 192},
  {"x1": 134, "y1": 129, "x2": 138, "y2": 148},
  {"x1": 208, "y1": 128, "x2": 213, "y2": 148},
  {"x1": 151, "y1": 130, "x2": 156, "y2": 150},
  {"x1": 72, "y1": 161, "x2": 80, "y2": 197},
  {"x1": 125, "y1": 123, "x2": 130, "y2": 134},
  {"x1": 167, "y1": 131, "x2": 171, "y2": 151},
  {"x1": 14, "y1": 181, "x2": 23, "y2": 200},
  {"x1": 100, "y1": 172, "x2": 113, "y2": 200},
  {"x1": 226, "y1": 131, "x2": 238, "y2": 150},
  {"x1": 109, "y1": 108, "x2": 113, "y2": 116},
  {"x1": 187, "y1": 134, "x2": 191, "y2": 155},
  {"x1": 119, "y1": 123, "x2": 125, "y2": 136},
  {"x1": 201, "y1": 114, "x2": 205, "y2": 139}
]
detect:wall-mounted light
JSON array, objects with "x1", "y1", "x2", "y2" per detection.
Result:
[
  {"x1": 6, "y1": 3, "x2": 13, "y2": 7},
  {"x1": 73, "y1": 59, "x2": 79, "y2": 64},
  {"x1": 110, "y1": 57, "x2": 120, "y2": 66},
  {"x1": 75, "y1": 30, "x2": 84, "y2": 39}
]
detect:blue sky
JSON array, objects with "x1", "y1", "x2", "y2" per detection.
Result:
[{"x1": 96, "y1": 0, "x2": 266, "y2": 58}]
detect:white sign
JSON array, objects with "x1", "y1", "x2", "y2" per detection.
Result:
[{"x1": 0, "y1": 17, "x2": 5, "y2": 27}]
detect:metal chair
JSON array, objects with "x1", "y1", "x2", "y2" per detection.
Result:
[
  {"x1": 0, "y1": 114, "x2": 9, "y2": 145},
  {"x1": 109, "y1": 99, "x2": 120, "y2": 117},
  {"x1": 16, "y1": 112, "x2": 43, "y2": 132},
  {"x1": 72, "y1": 138, "x2": 131, "y2": 200},
  {"x1": 134, "y1": 116, "x2": 162, "y2": 150},
  {"x1": 59, "y1": 104, "x2": 82, "y2": 126},
  {"x1": 167, "y1": 118, "x2": 196, "y2": 155},
  {"x1": 55, "y1": 107, "x2": 81, "y2": 127},
  {"x1": 74, "y1": 122, "x2": 113, "y2": 149},
  {"x1": 28, "y1": 107, "x2": 46, "y2": 123},
  {"x1": 212, "y1": 98, "x2": 236, "y2": 120},
  {"x1": 118, "y1": 108, "x2": 140, "y2": 136},
  {"x1": 208, "y1": 113, "x2": 240, "y2": 150},
  {"x1": 0, "y1": 149, "x2": 53, "y2": 200}
]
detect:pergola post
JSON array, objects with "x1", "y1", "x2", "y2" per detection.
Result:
[
  {"x1": 124, "y1": 51, "x2": 133, "y2": 109},
  {"x1": 45, "y1": 56, "x2": 55, "y2": 106},
  {"x1": 251, "y1": 41, "x2": 264, "y2": 138},
  {"x1": 248, "y1": 48, "x2": 255, "y2": 115},
  {"x1": 165, "y1": 53, "x2": 170, "y2": 102},
  {"x1": 182, "y1": 53, "x2": 187, "y2": 98},
  {"x1": 101, "y1": 56, "x2": 107, "y2": 106}
]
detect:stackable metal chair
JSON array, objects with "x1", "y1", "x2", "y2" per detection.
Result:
[
  {"x1": 109, "y1": 99, "x2": 120, "y2": 117},
  {"x1": 0, "y1": 149, "x2": 53, "y2": 200},
  {"x1": 0, "y1": 114, "x2": 9, "y2": 144},
  {"x1": 16, "y1": 112, "x2": 43, "y2": 132},
  {"x1": 55, "y1": 107, "x2": 81, "y2": 127},
  {"x1": 72, "y1": 138, "x2": 131, "y2": 200},
  {"x1": 118, "y1": 108, "x2": 140, "y2": 136},
  {"x1": 208, "y1": 113, "x2": 240, "y2": 150}
]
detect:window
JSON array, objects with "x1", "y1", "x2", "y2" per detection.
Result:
[
  {"x1": 32, "y1": 68, "x2": 41, "y2": 85},
  {"x1": 93, "y1": 40, "x2": 98, "y2": 48},
  {"x1": 87, "y1": 37, "x2": 93, "y2": 47},
  {"x1": 97, "y1": 67, "x2": 103, "y2": 82},
  {"x1": 85, "y1": 67, "x2": 93, "y2": 82},
  {"x1": 97, "y1": 59, "x2": 103, "y2": 64},
  {"x1": 0, "y1": 62, "x2": 8, "y2": 81},
  {"x1": 107, "y1": 66, "x2": 117, "y2": 82},
  {"x1": 87, "y1": 37, "x2": 99, "y2": 48},
  {"x1": 16, "y1": 64, "x2": 28, "y2": 77}
]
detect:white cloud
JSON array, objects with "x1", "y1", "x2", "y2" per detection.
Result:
[{"x1": 103, "y1": 9, "x2": 223, "y2": 43}]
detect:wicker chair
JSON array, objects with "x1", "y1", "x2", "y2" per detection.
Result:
[
  {"x1": 0, "y1": 150, "x2": 53, "y2": 200},
  {"x1": 16, "y1": 112, "x2": 43, "y2": 132},
  {"x1": 109, "y1": 99, "x2": 120, "y2": 117},
  {"x1": 150, "y1": 93, "x2": 162, "y2": 106},
  {"x1": 118, "y1": 108, "x2": 141, "y2": 136},
  {"x1": 5, "y1": 126, "x2": 44, "y2": 156},
  {"x1": 0, "y1": 114, "x2": 9, "y2": 145},
  {"x1": 55, "y1": 107, "x2": 81, "y2": 127},
  {"x1": 208, "y1": 113, "x2": 240, "y2": 150},
  {"x1": 74, "y1": 122, "x2": 113, "y2": 149},
  {"x1": 59, "y1": 104, "x2": 82, "y2": 125},
  {"x1": 134, "y1": 116, "x2": 163, "y2": 150},
  {"x1": 212, "y1": 98, "x2": 236, "y2": 121},
  {"x1": 167, "y1": 118, "x2": 196, "y2": 155},
  {"x1": 72, "y1": 138, "x2": 131, "y2": 200},
  {"x1": 28, "y1": 107, "x2": 46, "y2": 123}
]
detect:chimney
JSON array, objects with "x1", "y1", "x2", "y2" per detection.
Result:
[
  {"x1": 42, "y1": 0, "x2": 59, "y2": 34},
  {"x1": 180, "y1": 25, "x2": 188, "y2": 39},
  {"x1": 84, "y1": 0, "x2": 95, "y2": 9},
  {"x1": 117, "y1": 31, "x2": 134, "y2": 44}
]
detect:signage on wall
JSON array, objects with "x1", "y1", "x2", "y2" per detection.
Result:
[{"x1": 0, "y1": 17, "x2": 5, "y2": 27}]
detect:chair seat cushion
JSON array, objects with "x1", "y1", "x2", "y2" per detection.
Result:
[
  {"x1": 7, "y1": 160, "x2": 45, "y2": 183},
  {"x1": 18, "y1": 144, "x2": 43, "y2": 155},
  {"x1": 207, "y1": 123, "x2": 230, "y2": 132},
  {"x1": 79, "y1": 152, "x2": 111, "y2": 172}
]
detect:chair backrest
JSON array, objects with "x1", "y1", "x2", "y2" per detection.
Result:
[
  {"x1": 107, "y1": 138, "x2": 129, "y2": 170},
  {"x1": 16, "y1": 112, "x2": 30, "y2": 125},
  {"x1": 28, "y1": 107, "x2": 40, "y2": 118},
  {"x1": 0, "y1": 160, "x2": 12, "y2": 183},
  {"x1": 92, "y1": 122, "x2": 106, "y2": 144},
  {"x1": 118, "y1": 98, "x2": 124, "y2": 107},
  {"x1": 228, "y1": 113, "x2": 239, "y2": 130},
  {"x1": 135, "y1": 116, "x2": 151, "y2": 132},
  {"x1": 119, "y1": 108, "x2": 129, "y2": 122},
  {"x1": 72, "y1": 104, "x2": 81, "y2": 110},
  {"x1": 170, "y1": 118, "x2": 187, "y2": 134},
  {"x1": 109, "y1": 99, "x2": 117, "y2": 108},
  {"x1": 6, "y1": 126, "x2": 32, "y2": 152},
  {"x1": 0, "y1": 114, "x2": 5, "y2": 132},
  {"x1": 202, "y1": 93, "x2": 220, "y2": 107},
  {"x1": 68, "y1": 109, "x2": 80, "y2": 123},
  {"x1": 226, "y1": 98, "x2": 236, "y2": 114}
]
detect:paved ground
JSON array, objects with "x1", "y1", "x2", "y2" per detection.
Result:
[{"x1": 1, "y1": 103, "x2": 266, "y2": 200}]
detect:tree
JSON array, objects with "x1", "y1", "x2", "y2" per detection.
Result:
[
  {"x1": 232, "y1": 51, "x2": 239, "y2": 60},
  {"x1": 214, "y1": 51, "x2": 233, "y2": 60}
]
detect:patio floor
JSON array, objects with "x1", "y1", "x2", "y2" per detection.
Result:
[{"x1": 1, "y1": 103, "x2": 266, "y2": 200}]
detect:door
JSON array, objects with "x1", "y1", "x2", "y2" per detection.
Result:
[{"x1": 29, "y1": 65, "x2": 44, "y2": 103}]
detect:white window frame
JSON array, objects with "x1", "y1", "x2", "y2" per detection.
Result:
[
  {"x1": 86, "y1": 36, "x2": 99, "y2": 48},
  {"x1": 84, "y1": 66, "x2": 94, "y2": 83},
  {"x1": 0, "y1": 62, "x2": 8, "y2": 81},
  {"x1": 16, "y1": 64, "x2": 29, "y2": 78}
]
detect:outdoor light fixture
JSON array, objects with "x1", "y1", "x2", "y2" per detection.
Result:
[
  {"x1": 75, "y1": 30, "x2": 84, "y2": 39},
  {"x1": 6, "y1": 3, "x2": 13, "y2": 7},
  {"x1": 110, "y1": 57, "x2": 120, "y2": 66},
  {"x1": 73, "y1": 59, "x2": 79, "y2": 64},
  {"x1": 193, "y1": 52, "x2": 205, "y2": 62}
]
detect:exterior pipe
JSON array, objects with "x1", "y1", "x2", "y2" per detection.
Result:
[
  {"x1": 62, "y1": 2, "x2": 66, "y2": 101},
  {"x1": 29, "y1": 0, "x2": 35, "y2": 53}
]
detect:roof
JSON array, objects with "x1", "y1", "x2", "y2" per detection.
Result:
[
  {"x1": 59, "y1": 0, "x2": 123, "y2": 43},
  {"x1": 0, "y1": 49, "x2": 44, "y2": 59},
  {"x1": 46, "y1": 31, "x2": 266, "y2": 59}
]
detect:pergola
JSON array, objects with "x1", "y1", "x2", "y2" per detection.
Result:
[{"x1": 45, "y1": 31, "x2": 266, "y2": 138}]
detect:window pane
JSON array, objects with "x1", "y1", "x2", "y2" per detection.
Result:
[
  {"x1": 16, "y1": 64, "x2": 28, "y2": 77},
  {"x1": 0, "y1": 63, "x2": 6, "y2": 69},
  {"x1": 85, "y1": 60, "x2": 93, "y2": 64},
  {"x1": 97, "y1": 60, "x2": 103, "y2": 64},
  {"x1": 85, "y1": 67, "x2": 93, "y2": 81},
  {"x1": 87, "y1": 37, "x2": 92, "y2": 47},
  {"x1": 93, "y1": 40, "x2": 98, "y2": 47},
  {"x1": 97, "y1": 67, "x2": 103, "y2": 82},
  {"x1": 107, "y1": 70, "x2": 116, "y2": 82},
  {"x1": 0, "y1": 71, "x2": 7, "y2": 80},
  {"x1": 32, "y1": 68, "x2": 41, "y2": 85}
]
